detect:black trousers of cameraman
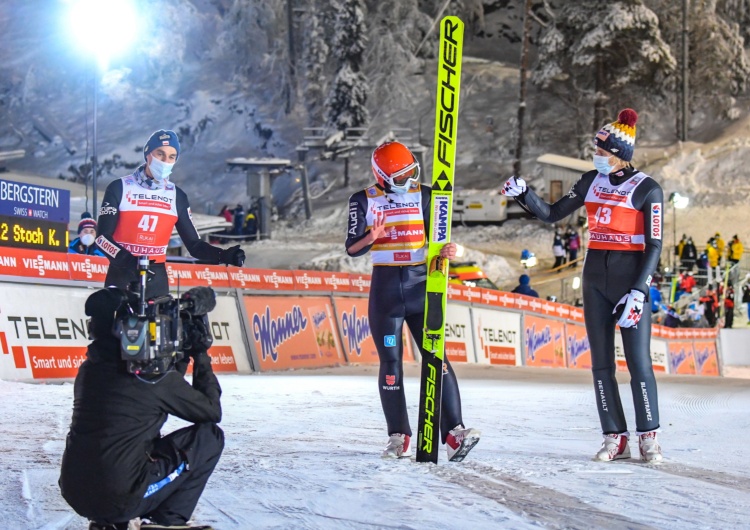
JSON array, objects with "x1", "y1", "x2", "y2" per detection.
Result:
[
  {"x1": 104, "y1": 262, "x2": 169, "y2": 298},
  {"x1": 127, "y1": 423, "x2": 224, "y2": 526}
]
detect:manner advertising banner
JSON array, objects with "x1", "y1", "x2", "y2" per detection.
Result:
[
  {"x1": 333, "y1": 296, "x2": 416, "y2": 364},
  {"x1": 693, "y1": 341, "x2": 720, "y2": 376},
  {"x1": 523, "y1": 314, "x2": 566, "y2": 368},
  {"x1": 244, "y1": 295, "x2": 344, "y2": 371},
  {"x1": 565, "y1": 323, "x2": 591, "y2": 370},
  {"x1": 334, "y1": 296, "x2": 378, "y2": 363},
  {"x1": 668, "y1": 341, "x2": 696, "y2": 375},
  {"x1": 471, "y1": 308, "x2": 520, "y2": 366},
  {"x1": 0, "y1": 284, "x2": 90, "y2": 380},
  {"x1": 649, "y1": 339, "x2": 668, "y2": 373},
  {"x1": 444, "y1": 303, "x2": 475, "y2": 363}
]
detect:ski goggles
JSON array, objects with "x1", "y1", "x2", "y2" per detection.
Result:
[{"x1": 388, "y1": 162, "x2": 420, "y2": 187}]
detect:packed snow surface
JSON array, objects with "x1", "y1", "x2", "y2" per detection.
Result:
[{"x1": 1, "y1": 364, "x2": 749, "y2": 529}]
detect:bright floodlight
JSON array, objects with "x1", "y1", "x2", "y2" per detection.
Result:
[
  {"x1": 67, "y1": 0, "x2": 138, "y2": 70},
  {"x1": 669, "y1": 192, "x2": 690, "y2": 210},
  {"x1": 572, "y1": 276, "x2": 581, "y2": 290}
]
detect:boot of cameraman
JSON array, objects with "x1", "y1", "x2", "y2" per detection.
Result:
[{"x1": 59, "y1": 288, "x2": 224, "y2": 530}]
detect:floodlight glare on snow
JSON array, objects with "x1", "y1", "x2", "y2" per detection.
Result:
[{"x1": 66, "y1": 0, "x2": 138, "y2": 70}]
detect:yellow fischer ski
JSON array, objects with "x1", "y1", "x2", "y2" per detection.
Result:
[{"x1": 416, "y1": 15, "x2": 464, "y2": 464}]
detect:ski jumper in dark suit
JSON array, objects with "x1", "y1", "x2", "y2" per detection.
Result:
[
  {"x1": 96, "y1": 168, "x2": 223, "y2": 298},
  {"x1": 516, "y1": 167, "x2": 663, "y2": 435},
  {"x1": 345, "y1": 183, "x2": 464, "y2": 443}
]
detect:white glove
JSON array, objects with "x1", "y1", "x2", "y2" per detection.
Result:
[
  {"x1": 501, "y1": 176, "x2": 527, "y2": 197},
  {"x1": 613, "y1": 289, "x2": 646, "y2": 328}
]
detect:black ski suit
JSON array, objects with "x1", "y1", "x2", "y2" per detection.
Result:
[
  {"x1": 516, "y1": 168, "x2": 662, "y2": 434},
  {"x1": 346, "y1": 184, "x2": 464, "y2": 443},
  {"x1": 59, "y1": 336, "x2": 224, "y2": 527}
]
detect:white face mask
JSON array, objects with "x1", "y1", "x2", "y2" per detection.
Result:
[
  {"x1": 80, "y1": 233, "x2": 95, "y2": 246},
  {"x1": 148, "y1": 156, "x2": 175, "y2": 181}
]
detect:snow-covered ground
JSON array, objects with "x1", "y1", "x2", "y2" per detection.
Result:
[{"x1": 2, "y1": 364, "x2": 750, "y2": 529}]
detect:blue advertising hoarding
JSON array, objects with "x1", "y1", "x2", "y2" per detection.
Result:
[{"x1": 0, "y1": 178, "x2": 70, "y2": 224}]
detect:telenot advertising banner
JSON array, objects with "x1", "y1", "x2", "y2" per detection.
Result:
[{"x1": 471, "y1": 307, "x2": 520, "y2": 366}]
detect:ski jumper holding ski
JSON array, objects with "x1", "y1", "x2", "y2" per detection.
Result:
[
  {"x1": 96, "y1": 130, "x2": 245, "y2": 298},
  {"x1": 502, "y1": 109, "x2": 664, "y2": 463},
  {"x1": 345, "y1": 141, "x2": 479, "y2": 461}
]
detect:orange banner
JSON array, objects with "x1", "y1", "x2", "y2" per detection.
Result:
[
  {"x1": 27, "y1": 346, "x2": 88, "y2": 379},
  {"x1": 230, "y1": 268, "x2": 297, "y2": 290},
  {"x1": 0, "y1": 247, "x2": 71, "y2": 280},
  {"x1": 565, "y1": 323, "x2": 591, "y2": 370},
  {"x1": 693, "y1": 341, "x2": 719, "y2": 376},
  {"x1": 244, "y1": 295, "x2": 344, "y2": 371},
  {"x1": 68, "y1": 254, "x2": 109, "y2": 282},
  {"x1": 668, "y1": 341, "x2": 696, "y2": 375},
  {"x1": 166, "y1": 263, "x2": 232, "y2": 289},
  {"x1": 523, "y1": 314, "x2": 566, "y2": 368}
]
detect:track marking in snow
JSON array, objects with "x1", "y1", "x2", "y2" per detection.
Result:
[
  {"x1": 434, "y1": 462, "x2": 657, "y2": 530},
  {"x1": 621, "y1": 460, "x2": 750, "y2": 492}
]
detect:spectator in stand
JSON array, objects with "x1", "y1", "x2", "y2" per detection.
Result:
[
  {"x1": 552, "y1": 230, "x2": 566, "y2": 270},
  {"x1": 742, "y1": 278, "x2": 750, "y2": 325},
  {"x1": 728, "y1": 234, "x2": 743, "y2": 266},
  {"x1": 706, "y1": 237, "x2": 721, "y2": 283},
  {"x1": 724, "y1": 282, "x2": 735, "y2": 329},
  {"x1": 696, "y1": 249, "x2": 709, "y2": 287},
  {"x1": 69, "y1": 213, "x2": 105, "y2": 257},
  {"x1": 511, "y1": 274, "x2": 539, "y2": 298},
  {"x1": 232, "y1": 204, "x2": 245, "y2": 237},
  {"x1": 680, "y1": 271, "x2": 696, "y2": 295},
  {"x1": 680, "y1": 236, "x2": 697, "y2": 272},
  {"x1": 211, "y1": 205, "x2": 234, "y2": 244},
  {"x1": 664, "y1": 306, "x2": 681, "y2": 328},
  {"x1": 649, "y1": 281, "x2": 662, "y2": 314},
  {"x1": 567, "y1": 227, "x2": 581, "y2": 267},
  {"x1": 715, "y1": 232, "x2": 726, "y2": 261},
  {"x1": 676, "y1": 234, "x2": 687, "y2": 266},
  {"x1": 243, "y1": 209, "x2": 258, "y2": 241},
  {"x1": 700, "y1": 284, "x2": 719, "y2": 327}
]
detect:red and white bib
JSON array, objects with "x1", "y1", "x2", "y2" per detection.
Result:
[
  {"x1": 365, "y1": 184, "x2": 426, "y2": 265},
  {"x1": 112, "y1": 175, "x2": 178, "y2": 262},
  {"x1": 585, "y1": 172, "x2": 650, "y2": 251}
]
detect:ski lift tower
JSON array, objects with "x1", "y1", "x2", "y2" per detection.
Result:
[
  {"x1": 296, "y1": 127, "x2": 427, "y2": 197},
  {"x1": 225, "y1": 157, "x2": 292, "y2": 240}
]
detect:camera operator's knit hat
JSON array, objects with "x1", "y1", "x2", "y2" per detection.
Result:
[
  {"x1": 77, "y1": 212, "x2": 97, "y2": 234},
  {"x1": 594, "y1": 108, "x2": 638, "y2": 162},
  {"x1": 85, "y1": 288, "x2": 127, "y2": 338},
  {"x1": 143, "y1": 129, "x2": 181, "y2": 160}
]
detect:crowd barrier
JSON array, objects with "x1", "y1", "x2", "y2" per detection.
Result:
[{"x1": 0, "y1": 247, "x2": 722, "y2": 381}]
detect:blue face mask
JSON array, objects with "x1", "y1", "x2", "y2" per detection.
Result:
[
  {"x1": 593, "y1": 154, "x2": 614, "y2": 175},
  {"x1": 148, "y1": 156, "x2": 175, "y2": 181}
]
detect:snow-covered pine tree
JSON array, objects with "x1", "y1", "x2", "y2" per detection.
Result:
[
  {"x1": 532, "y1": 0, "x2": 675, "y2": 150},
  {"x1": 302, "y1": 1, "x2": 330, "y2": 125},
  {"x1": 364, "y1": 0, "x2": 432, "y2": 108},
  {"x1": 651, "y1": 0, "x2": 750, "y2": 119},
  {"x1": 325, "y1": 0, "x2": 369, "y2": 131},
  {"x1": 718, "y1": 0, "x2": 750, "y2": 43}
]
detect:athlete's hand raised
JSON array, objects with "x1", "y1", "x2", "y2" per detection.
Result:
[
  {"x1": 369, "y1": 212, "x2": 392, "y2": 242},
  {"x1": 501, "y1": 176, "x2": 527, "y2": 197}
]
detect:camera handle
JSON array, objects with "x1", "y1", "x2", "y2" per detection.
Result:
[{"x1": 137, "y1": 256, "x2": 150, "y2": 317}]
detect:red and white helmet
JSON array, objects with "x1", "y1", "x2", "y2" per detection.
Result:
[{"x1": 371, "y1": 141, "x2": 420, "y2": 193}]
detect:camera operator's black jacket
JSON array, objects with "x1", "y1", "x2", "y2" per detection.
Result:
[{"x1": 59, "y1": 336, "x2": 221, "y2": 523}]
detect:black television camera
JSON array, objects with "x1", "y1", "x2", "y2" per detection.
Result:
[{"x1": 114, "y1": 257, "x2": 216, "y2": 375}]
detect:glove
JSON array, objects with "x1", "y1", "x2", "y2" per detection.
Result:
[
  {"x1": 219, "y1": 245, "x2": 245, "y2": 267},
  {"x1": 501, "y1": 176, "x2": 527, "y2": 197},
  {"x1": 613, "y1": 289, "x2": 646, "y2": 328}
]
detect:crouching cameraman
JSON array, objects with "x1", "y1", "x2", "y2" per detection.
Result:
[{"x1": 59, "y1": 287, "x2": 223, "y2": 530}]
